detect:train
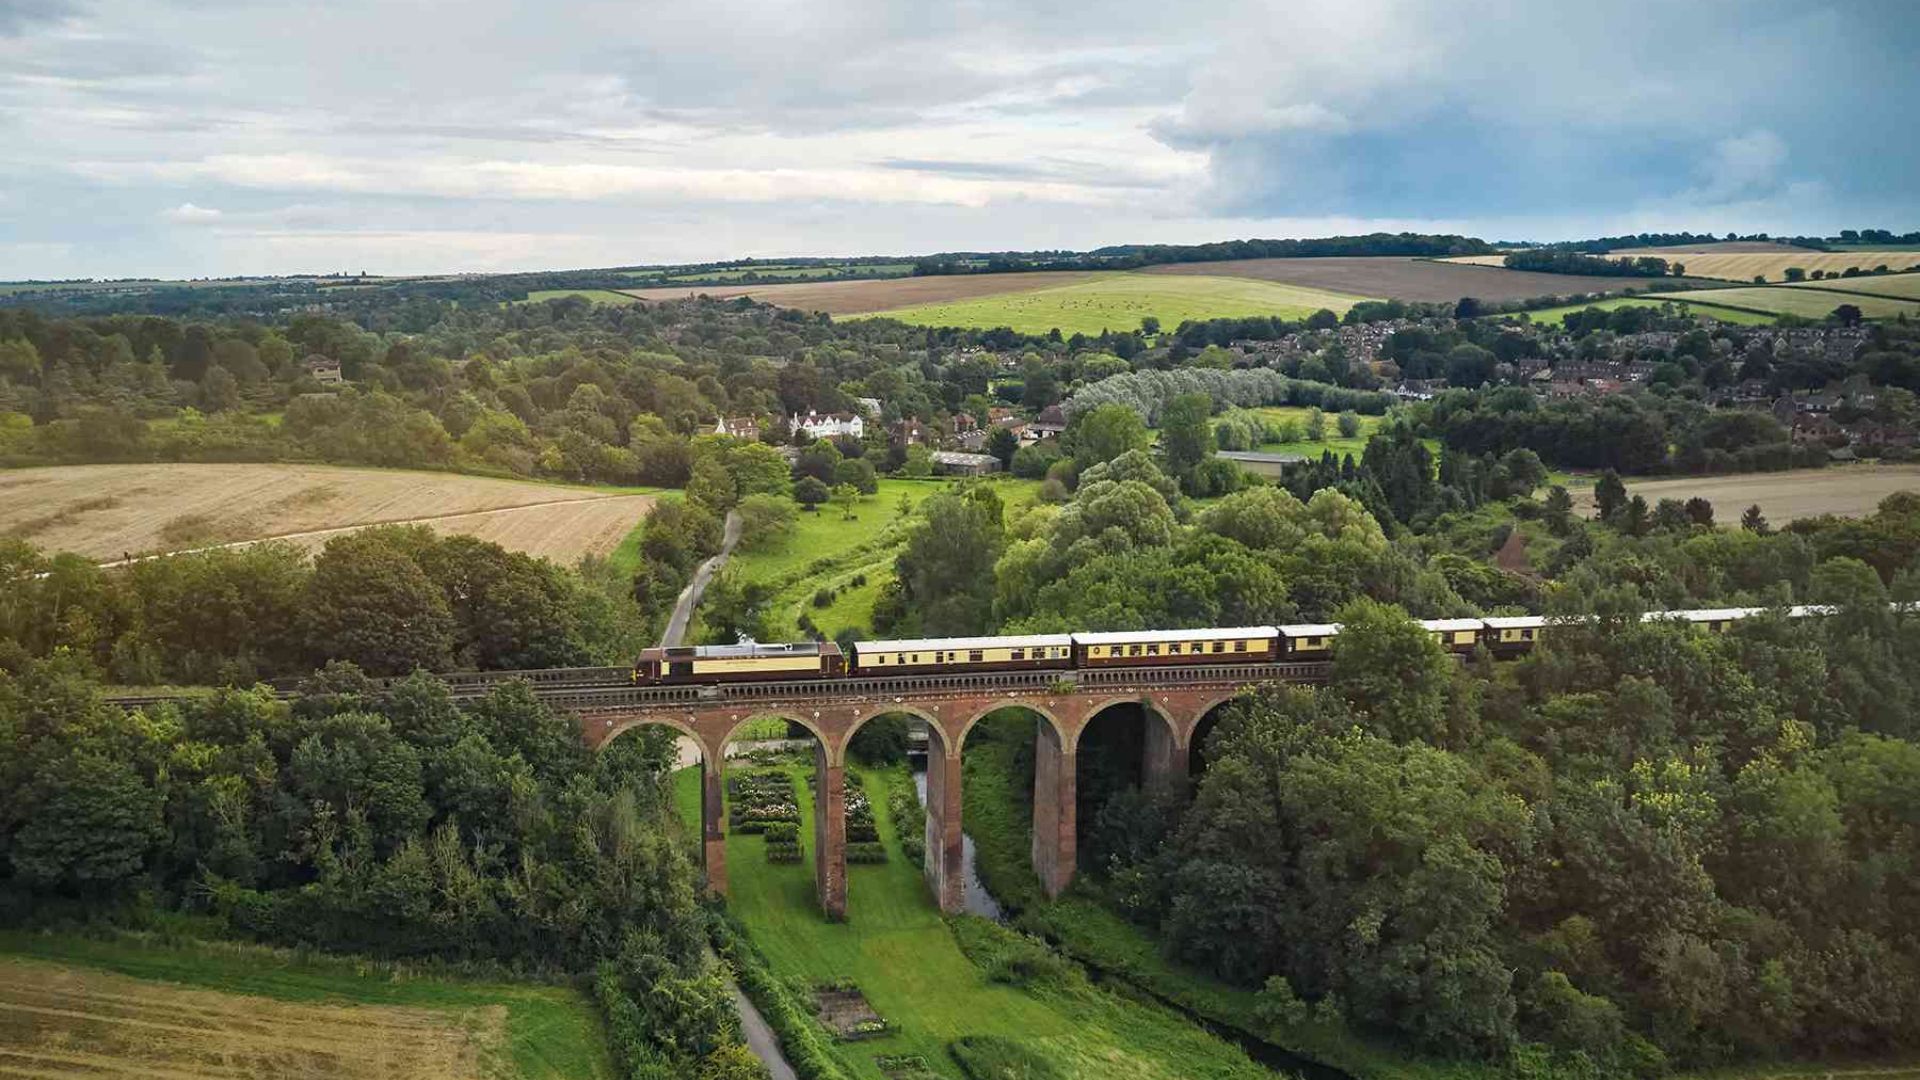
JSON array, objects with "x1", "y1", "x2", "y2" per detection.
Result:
[{"x1": 631, "y1": 605, "x2": 1840, "y2": 685}]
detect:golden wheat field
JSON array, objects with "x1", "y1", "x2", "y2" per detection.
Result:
[
  {"x1": 0, "y1": 463, "x2": 655, "y2": 562},
  {"x1": 0, "y1": 956, "x2": 502, "y2": 1080},
  {"x1": 1570, "y1": 464, "x2": 1920, "y2": 524},
  {"x1": 1606, "y1": 251, "x2": 1920, "y2": 282}
]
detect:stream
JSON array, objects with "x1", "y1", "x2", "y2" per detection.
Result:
[{"x1": 910, "y1": 766, "x2": 1004, "y2": 922}]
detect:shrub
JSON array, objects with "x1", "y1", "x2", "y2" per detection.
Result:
[
  {"x1": 762, "y1": 821, "x2": 799, "y2": 845},
  {"x1": 812, "y1": 587, "x2": 835, "y2": 608},
  {"x1": 985, "y1": 939, "x2": 1075, "y2": 990},
  {"x1": 948, "y1": 1035, "x2": 1062, "y2": 1080},
  {"x1": 846, "y1": 841, "x2": 888, "y2": 863},
  {"x1": 767, "y1": 842, "x2": 803, "y2": 863}
]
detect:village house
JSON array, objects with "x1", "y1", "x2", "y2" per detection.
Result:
[
  {"x1": 1027, "y1": 404, "x2": 1067, "y2": 440},
  {"x1": 789, "y1": 410, "x2": 864, "y2": 440},
  {"x1": 712, "y1": 416, "x2": 760, "y2": 440},
  {"x1": 888, "y1": 418, "x2": 928, "y2": 447},
  {"x1": 303, "y1": 355, "x2": 344, "y2": 385}
]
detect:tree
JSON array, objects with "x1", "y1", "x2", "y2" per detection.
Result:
[
  {"x1": 1330, "y1": 599, "x2": 1454, "y2": 745},
  {"x1": 1741, "y1": 504, "x2": 1770, "y2": 534},
  {"x1": 832, "y1": 482, "x2": 859, "y2": 520},
  {"x1": 793, "y1": 439, "x2": 841, "y2": 485},
  {"x1": 1684, "y1": 497, "x2": 1715, "y2": 527},
  {"x1": 1619, "y1": 494, "x2": 1651, "y2": 536},
  {"x1": 793, "y1": 475, "x2": 830, "y2": 512},
  {"x1": 1337, "y1": 411, "x2": 1360, "y2": 438},
  {"x1": 1064, "y1": 403, "x2": 1150, "y2": 470},
  {"x1": 901, "y1": 444, "x2": 933, "y2": 478},
  {"x1": 1543, "y1": 485, "x2": 1575, "y2": 536},
  {"x1": 1594, "y1": 470, "x2": 1627, "y2": 522},
  {"x1": 1140, "y1": 316, "x2": 1161, "y2": 335},
  {"x1": 1831, "y1": 304, "x2": 1864, "y2": 327},
  {"x1": 11, "y1": 750, "x2": 164, "y2": 892},
  {"x1": 302, "y1": 528, "x2": 455, "y2": 675},
  {"x1": 1305, "y1": 407, "x2": 1327, "y2": 442},
  {"x1": 986, "y1": 424, "x2": 1019, "y2": 468},
  {"x1": 893, "y1": 489, "x2": 1004, "y2": 634},
  {"x1": 1160, "y1": 392, "x2": 1214, "y2": 490},
  {"x1": 734, "y1": 493, "x2": 796, "y2": 551},
  {"x1": 684, "y1": 455, "x2": 737, "y2": 512},
  {"x1": 832, "y1": 456, "x2": 878, "y2": 495}
]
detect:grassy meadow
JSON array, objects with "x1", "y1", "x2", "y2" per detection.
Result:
[
  {"x1": 1514, "y1": 296, "x2": 1777, "y2": 326},
  {"x1": 1225, "y1": 405, "x2": 1388, "y2": 460},
  {"x1": 672, "y1": 761, "x2": 1274, "y2": 1080},
  {"x1": 522, "y1": 288, "x2": 640, "y2": 305},
  {"x1": 1606, "y1": 250, "x2": 1920, "y2": 282},
  {"x1": 0, "y1": 929, "x2": 611, "y2": 1080},
  {"x1": 724, "y1": 477, "x2": 1040, "y2": 641},
  {"x1": 858, "y1": 271, "x2": 1370, "y2": 335}
]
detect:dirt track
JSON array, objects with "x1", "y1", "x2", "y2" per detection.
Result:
[
  {"x1": 620, "y1": 271, "x2": 1098, "y2": 314},
  {"x1": 1571, "y1": 464, "x2": 1920, "y2": 524},
  {"x1": 1142, "y1": 257, "x2": 1672, "y2": 302},
  {"x1": 0, "y1": 957, "x2": 499, "y2": 1079}
]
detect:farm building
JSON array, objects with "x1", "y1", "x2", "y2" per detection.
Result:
[
  {"x1": 930, "y1": 451, "x2": 1002, "y2": 476},
  {"x1": 1218, "y1": 450, "x2": 1307, "y2": 479},
  {"x1": 303, "y1": 355, "x2": 344, "y2": 384}
]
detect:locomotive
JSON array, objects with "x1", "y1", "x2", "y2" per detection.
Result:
[{"x1": 632, "y1": 606, "x2": 1829, "y2": 686}]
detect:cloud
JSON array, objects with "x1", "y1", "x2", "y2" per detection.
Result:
[
  {"x1": 0, "y1": 0, "x2": 75, "y2": 36},
  {"x1": 0, "y1": 0, "x2": 1915, "y2": 278},
  {"x1": 160, "y1": 202, "x2": 221, "y2": 224}
]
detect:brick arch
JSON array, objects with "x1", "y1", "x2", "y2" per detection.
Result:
[
  {"x1": 598, "y1": 714, "x2": 706, "y2": 757},
  {"x1": 839, "y1": 703, "x2": 951, "y2": 764},
  {"x1": 719, "y1": 710, "x2": 832, "y2": 757},
  {"x1": 955, "y1": 698, "x2": 1065, "y2": 756},
  {"x1": 1070, "y1": 695, "x2": 1179, "y2": 753}
]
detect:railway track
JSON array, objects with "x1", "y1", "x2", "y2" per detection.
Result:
[{"x1": 99, "y1": 661, "x2": 1330, "y2": 710}]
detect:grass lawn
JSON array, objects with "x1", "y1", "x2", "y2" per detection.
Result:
[
  {"x1": 1227, "y1": 405, "x2": 1387, "y2": 461},
  {"x1": 1513, "y1": 296, "x2": 1776, "y2": 326},
  {"x1": 676, "y1": 761, "x2": 1273, "y2": 1080},
  {"x1": 523, "y1": 288, "x2": 640, "y2": 305},
  {"x1": 0, "y1": 927, "x2": 612, "y2": 1080},
  {"x1": 858, "y1": 272, "x2": 1371, "y2": 336},
  {"x1": 734, "y1": 477, "x2": 1041, "y2": 641}
]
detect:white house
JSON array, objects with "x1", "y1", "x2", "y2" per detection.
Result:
[{"x1": 789, "y1": 410, "x2": 865, "y2": 440}]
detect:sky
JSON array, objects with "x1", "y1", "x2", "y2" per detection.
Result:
[{"x1": 1, "y1": 0, "x2": 1916, "y2": 280}]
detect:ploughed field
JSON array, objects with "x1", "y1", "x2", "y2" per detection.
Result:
[
  {"x1": 1141, "y1": 255, "x2": 1677, "y2": 302},
  {"x1": 0, "y1": 463, "x2": 654, "y2": 562},
  {"x1": 617, "y1": 270, "x2": 1101, "y2": 314},
  {"x1": 1572, "y1": 464, "x2": 1920, "y2": 524}
]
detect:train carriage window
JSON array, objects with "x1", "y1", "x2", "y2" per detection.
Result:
[
  {"x1": 968, "y1": 650, "x2": 983, "y2": 662},
  {"x1": 1234, "y1": 640, "x2": 1247, "y2": 652},
  {"x1": 1522, "y1": 629, "x2": 1534, "y2": 640},
  {"x1": 1011, "y1": 648, "x2": 1025, "y2": 660},
  {"x1": 1146, "y1": 644, "x2": 1159, "y2": 656},
  {"x1": 1212, "y1": 641, "x2": 1225, "y2": 653},
  {"x1": 1167, "y1": 643, "x2": 1180, "y2": 655},
  {"x1": 1129, "y1": 644, "x2": 1142, "y2": 656}
]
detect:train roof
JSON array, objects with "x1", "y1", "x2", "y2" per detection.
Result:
[
  {"x1": 1483, "y1": 615, "x2": 1548, "y2": 630},
  {"x1": 1645, "y1": 607, "x2": 1766, "y2": 623},
  {"x1": 1421, "y1": 618, "x2": 1486, "y2": 633},
  {"x1": 1278, "y1": 623, "x2": 1340, "y2": 638},
  {"x1": 662, "y1": 641, "x2": 834, "y2": 658},
  {"x1": 1072, "y1": 626, "x2": 1277, "y2": 645},
  {"x1": 854, "y1": 634, "x2": 1072, "y2": 653}
]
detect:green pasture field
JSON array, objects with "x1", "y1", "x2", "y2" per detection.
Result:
[
  {"x1": 857, "y1": 271, "x2": 1371, "y2": 336},
  {"x1": 522, "y1": 288, "x2": 639, "y2": 305},
  {"x1": 1227, "y1": 404, "x2": 1388, "y2": 460},
  {"x1": 1513, "y1": 296, "x2": 1776, "y2": 326},
  {"x1": 665, "y1": 263, "x2": 914, "y2": 282},
  {"x1": 729, "y1": 477, "x2": 1040, "y2": 641},
  {"x1": 0, "y1": 927, "x2": 612, "y2": 1080},
  {"x1": 673, "y1": 762, "x2": 1272, "y2": 1080},
  {"x1": 1778, "y1": 274, "x2": 1920, "y2": 301}
]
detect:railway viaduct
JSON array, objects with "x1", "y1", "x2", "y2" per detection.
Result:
[{"x1": 549, "y1": 661, "x2": 1330, "y2": 920}]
